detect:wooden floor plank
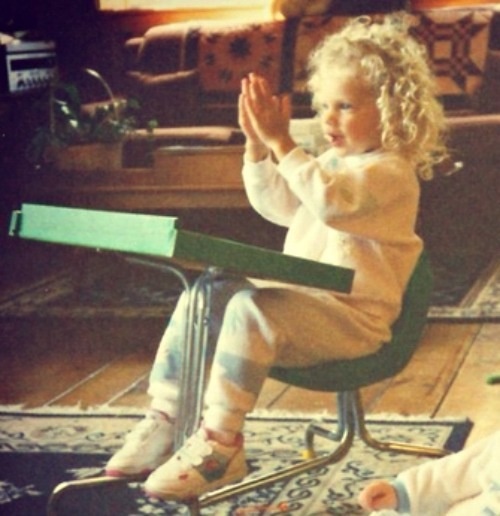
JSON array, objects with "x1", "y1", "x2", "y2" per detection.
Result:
[
  {"x1": 267, "y1": 384, "x2": 337, "y2": 414},
  {"x1": 0, "y1": 322, "x2": 123, "y2": 408},
  {"x1": 437, "y1": 323, "x2": 500, "y2": 444},
  {"x1": 1, "y1": 314, "x2": 498, "y2": 452},
  {"x1": 367, "y1": 323, "x2": 480, "y2": 415},
  {"x1": 48, "y1": 350, "x2": 155, "y2": 408},
  {"x1": 254, "y1": 378, "x2": 290, "y2": 410},
  {"x1": 359, "y1": 379, "x2": 393, "y2": 411},
  {"x1": 111, "y1": 375, "x2": 150, "y2": 408}
]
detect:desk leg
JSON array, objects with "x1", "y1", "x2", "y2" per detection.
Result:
[
  {"x1": 121, "y1": 258, "x2": 218, "y2": 447},
  {"x1": 46, "y1": 261, "x2": 219, "y2": 516},
  {"x1": 175, "y1": 267, "x2": 219, "y2": 447}
]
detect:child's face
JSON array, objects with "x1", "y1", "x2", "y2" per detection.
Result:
[{"x1": 315, "y1": 66, "x2": 382, "y2": 157}]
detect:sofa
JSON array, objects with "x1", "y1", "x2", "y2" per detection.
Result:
[
  {"x1": 119, "y1": 6, "x2": 499, "y2": 252},
  {"x1": 122, "y1": 7, "x2": 500, "y2": 125}
]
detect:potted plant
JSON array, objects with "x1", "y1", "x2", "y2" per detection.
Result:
[{"x1": 27, "y1": 68, "x2": 154, "y2": 171}]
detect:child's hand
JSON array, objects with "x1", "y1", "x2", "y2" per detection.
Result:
[
  {"x1": 239, "y1": 76, "x2": 268, "y2": 161},
  {"x1": 358, "y1": 481, "x2": 398, "y2": 511},
  {"x1": 240, "y1": 73, "x2": 295, "y2": 161},
  {"x1": 239, "y1": 79, "x2": 262, "y2": 144}
]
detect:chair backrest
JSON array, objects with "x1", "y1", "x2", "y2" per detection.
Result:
[{"x1": 269, "y1": 251, "x2": 433, "y2": 392}]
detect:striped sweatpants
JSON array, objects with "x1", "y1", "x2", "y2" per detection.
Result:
[{"x1": 147, "y1": 275, "x2": 385, "y2": 434}]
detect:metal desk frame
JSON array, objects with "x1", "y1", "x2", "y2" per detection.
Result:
[{"x1": 46, "y1": 256, "x2": 219, "y2": 515}]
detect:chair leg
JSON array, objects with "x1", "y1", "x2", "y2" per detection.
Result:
[
  {"x1": 304, "y1": 391, "x2": 352, "y2": 457},
  {"x1": 350, "y1": 390, "x2": 451, "y2": 458}
]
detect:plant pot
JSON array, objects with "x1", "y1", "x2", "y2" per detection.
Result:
[{"x1": 51, "y1": 142, "x2": 123, "y2": 171}]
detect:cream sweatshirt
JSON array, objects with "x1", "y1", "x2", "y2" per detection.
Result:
[{"x1": 242, "y1": 146, "x2": 423, "y2": 335}]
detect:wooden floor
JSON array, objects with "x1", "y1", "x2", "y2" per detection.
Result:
[
  {"x1": 0, "y1": 240, "x2": 499, "y2": 450},
  {"x1": 1, "y1": 306, "x2": 499, "y2": 448}
]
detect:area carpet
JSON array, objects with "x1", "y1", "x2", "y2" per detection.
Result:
[
  {"x1": 0, "y1": 251, "x2": 499, "y2": 322},
  {"x1": 427, "y1": 251, "x2": 500, "y2": 321},
  {"x1": 0, "y1": 408, "x2": 472, "y2": 515}
]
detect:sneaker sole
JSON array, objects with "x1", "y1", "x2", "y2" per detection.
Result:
[
  {"x1": 105, "y1": 468, "x2": 151, "y2": 479},
  {"x1": 144, "y1": 468, "x2": 248, "y2": 501},
  {"x1": 105, "y1": 450, "x2": 173, "y2": 479}
]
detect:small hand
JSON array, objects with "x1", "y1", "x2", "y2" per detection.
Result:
[
  {"x1": 358, "y1": 481, "x2": 398, "y2": 511},
  {"x1": 239, "y1": 77, "x2": 262, "y2": 145},
  {"x1": 239, "y1": 76, "x2": 268, "y2": 161},
  {"x1": 240, "y1": 73, "x2": 295, "y2": 161}
]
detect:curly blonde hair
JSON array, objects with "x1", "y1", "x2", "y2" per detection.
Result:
[{"x1": 307, "y1": 14, "x2": 449, "y2": 180}]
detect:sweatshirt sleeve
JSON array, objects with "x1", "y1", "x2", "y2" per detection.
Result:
[
  {"x1": 279, "y1": 149, "x2": 411, "y2": 218},
  {"x1": 242, "y1": 150, "x2": 304, "y2": 227},
  {"x1": 395, "y1": 432, "x2": 500, "y2": 515},
  {"x1": 276, "y1": 148, "x2": 419, "y2": 241},
  {"x1": 243, "y1": 146, "x2": 418, "y2": 243},
  {"x1": 392, "y1": 479, "x2": 411, "y2": 513}
]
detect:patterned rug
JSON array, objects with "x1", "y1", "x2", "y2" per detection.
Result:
[
  {"x1": 0, "y1": 408, "x2": 472, "y2": 515},
  {"x1": 0, "y1": 251, "x2": 498, "y2": 322},
  {"x1": 427, "y1": 251, "x2": 500, "y2": 321},
  {"x1": 0, "y1": 255, "x2": 183, "y2": 320}
]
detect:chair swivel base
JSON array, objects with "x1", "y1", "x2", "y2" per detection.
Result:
[{"x1": 196, "y1": 390, "x2": 450, "y2": 510}]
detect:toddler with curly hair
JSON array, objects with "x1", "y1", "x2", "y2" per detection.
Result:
[{"x1": 106, "y1": 14, "x2": 449, "y2": 502}]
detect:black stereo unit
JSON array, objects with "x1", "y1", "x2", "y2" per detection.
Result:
[{"x1": 0, "y1": 39, "x2": 57, "y2": 95}]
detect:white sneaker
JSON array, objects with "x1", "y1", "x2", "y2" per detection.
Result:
[
  {"x1": 105, "y1": 411, "x2": 174, "y2": 478},
  {"x1": 144, "y1": 427, "x2": 247, "y2": 500}
]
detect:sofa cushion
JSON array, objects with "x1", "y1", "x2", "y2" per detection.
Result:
[
  {"x1": 196, "y1": 20, "x2": 287, "y2": 94},
  {"x1": 289, "y1": 10, "x2": 493, "y2": 96},
  {"x1": 125, "y1": 70, "x2": 200, "y2": 126},
  {"x1": 472, "y1": 49, "x2": 500, "y2": 113},
  {"x1": 138, "y1": 22, "x2": 200, "y2": 75},
  {"x1": 124, "y1": 8, "x2": 497, "y2": 126},
  {"x1": 410, "y1": 9, "x2": 493, "y2": 109}
]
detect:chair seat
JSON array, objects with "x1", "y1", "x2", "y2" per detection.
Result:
[{"x1": 270, "y1": 252, "x2": 433, "y2": 392}]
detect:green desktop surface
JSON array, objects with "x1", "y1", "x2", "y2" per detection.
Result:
[{"x1": 9, "y1": 204, "x2": 354, "y2": 293}]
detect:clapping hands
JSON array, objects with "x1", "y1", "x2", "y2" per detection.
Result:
[{"x1": 239, "y1": 73, "x2": 295, "y2": 162}]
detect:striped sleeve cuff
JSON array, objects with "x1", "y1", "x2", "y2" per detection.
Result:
[{"x1": 392, "y1": 479, "x2": 411, "y2": 513}]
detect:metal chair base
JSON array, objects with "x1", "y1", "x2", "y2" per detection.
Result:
[
  {"x1": 196, "y1": 390, "x2": 449, "y2": 510},
  {"x1": 46, "y1": 390, "x2": 449, "y2": 515}
]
